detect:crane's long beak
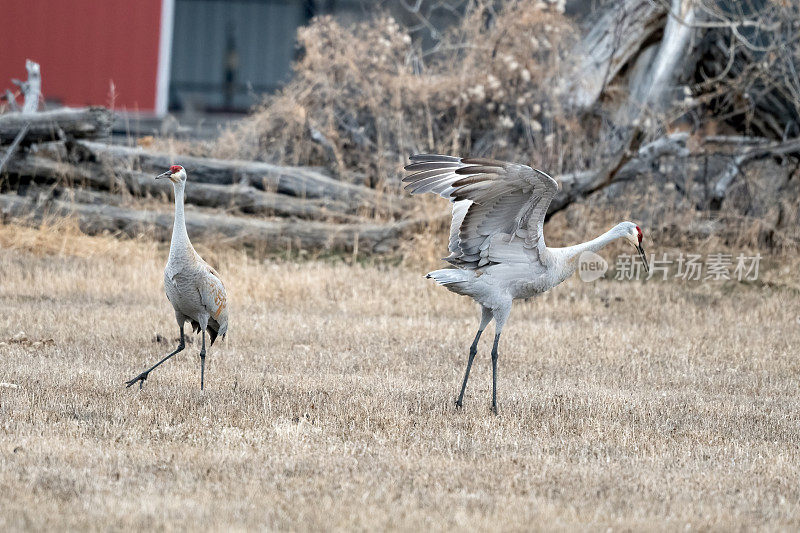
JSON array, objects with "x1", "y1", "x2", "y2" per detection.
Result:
[
  {"x1": 156, "y1": 171, "x2": 172, "y2": 180},
  {"x1": 637, "y1": 244, "x2": 649, "y2": 273}
]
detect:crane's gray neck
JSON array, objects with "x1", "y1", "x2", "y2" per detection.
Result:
[
  {"x1": 557, "y1": 224, "x2": 626, "y2": 270},
  {"x1": 171, "y1": 181, "x2": 189, "y2": 249}
]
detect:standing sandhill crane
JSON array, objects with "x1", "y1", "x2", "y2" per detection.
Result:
[
  {"x1": 126, "y1": 165, "x2": 228, "y2": 390},
  {"x1": 404, "y1": 155, "x2": 648, "y2": 413}
]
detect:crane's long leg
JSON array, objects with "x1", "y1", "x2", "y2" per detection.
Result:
[
  {"x1": 490, "y1": 333, "x2": 501, "y2": 414},
  {"x1": 126, "y1": 325, "x2": 185, "y2": 389},
  {"x1": 456, "y1": 306, "x2": 493, "y2": 409},
  {"x1": 490, "y1": 304, "x2": 511, "y2": 415},
  {"x1": 199, "y1": 329, "x2": 206, "y2": 391}
]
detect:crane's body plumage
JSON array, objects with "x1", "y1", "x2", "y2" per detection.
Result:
[
  {"x1": 164, "y1": 252, "x2": 228, "y2": 344},
  {"x1": 404, "y1": 154, "x2": 647, "y2": 412},
  {"x1": 164, "y1": 168, "x2": 228, "y2": 348},
  {"x1": 126, "y1": 166, "x2": 227, "y2": 390}
]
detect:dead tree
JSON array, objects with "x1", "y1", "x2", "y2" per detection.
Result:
[
  {"x1": 8, "y1": 60, "x2": 41, "y2": 113},
  {"x1": 564, "y1": 0, "x2": 667, "y2": 112},
  {"x1": 0, "y1": 60, "x2": 43, "y2": 174}
]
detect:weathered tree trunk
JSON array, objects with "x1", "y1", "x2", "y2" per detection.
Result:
[
  {"x1": 72, "y1": 140, "x2": 383, "y2": 205},
  {"x1": 18, "y1": 60, "x2": 41, "y2": 113},
  {"x1": 548, "y1": 132, "x2": 690, "y2": 214},
  {"x1": 564, "y1": 0, "x2": 666, "y2": 112},
  {"x1": 8, "y1": 59, "x2": 41, "y2": 113},
  {"x1": 621, "y1": 0, "x2": 698, "y2": 122},
  {"x1": 23, "y1": 183, "x2": 129, "y2": 207},
  {"x1": 0, "y1": 60, "x2": 43, "y2": 174},
  {"x1": 0, "y1": 107, "x2": 111, "y2": 144},
  {"x1": 0, "y1": 192, "x2": 413, "y2": 254},
  {"x1": 555, "y1": 0, "x2": 704, "y2": 214},
  {"x1": 1, "y1": 152, "x2": 364, "y2": 221}
]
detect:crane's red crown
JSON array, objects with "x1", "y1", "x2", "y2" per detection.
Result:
[
  {"x1": 636, "y1": 225, "x2": 643, "y2": 243},
  {"x1": 170, "y1": 165, "x2": 183, "y2": 173}
]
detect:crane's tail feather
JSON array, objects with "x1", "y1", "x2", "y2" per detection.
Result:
[
  {"x1": 207, "y1": 318, "x2": 228, "y2": 347},
  {"x1": 426, "y1": 268, "x2": 475, "y2": 296}
]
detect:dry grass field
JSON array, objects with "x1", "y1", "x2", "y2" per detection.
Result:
[{"x1": 2, "y1": 222, "x2": 800, "y2": 530}]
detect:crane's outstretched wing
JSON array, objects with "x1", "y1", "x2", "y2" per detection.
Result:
[{"x1": 403, "y1": 154, "x2": 560, "y2": 269}]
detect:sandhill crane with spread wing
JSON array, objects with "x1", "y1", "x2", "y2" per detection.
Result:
[
  {"x1": 126, "y1": 165, "x2": 228, "y2": 391},
  {"x1": 404, "y1": 155, "x2": 648, "y2": 413}
]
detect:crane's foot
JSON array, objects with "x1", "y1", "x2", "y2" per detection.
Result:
[
  {"x1": 125, "y1": 371, "x2": 149, "y2": 389},
  {"x1": 455, "y1": 399, "x2": 463, "y2": 409},
  {"x1": 490, "y1": 404, "x2": 498, "y2": 416}
]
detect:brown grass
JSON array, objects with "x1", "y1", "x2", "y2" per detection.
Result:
[{"x1": 2, "y1": 221, "x2": 800, "y2": 530}]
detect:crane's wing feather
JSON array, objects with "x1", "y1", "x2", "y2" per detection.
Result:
[
  {"x1": 404, "y1": 155, "x2": 559, "y2": 269},
  {"x1": 197, "y1": 264, "x2": 228, "y2": 331},
  {"x1": 448, "y1": 199, "x2": 471, "y2": 256}
]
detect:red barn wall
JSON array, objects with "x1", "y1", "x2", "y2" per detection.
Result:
[{"x1": 0, "y1": 0, "x2": 164, "y2": 112}]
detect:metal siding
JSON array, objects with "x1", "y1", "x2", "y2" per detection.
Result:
[
  {"x1": 0, "y1": 0, "x2": 163, "y2": 111},
  {"x1": 169, "y1": 0, "x2": 305, "y2": 111}
]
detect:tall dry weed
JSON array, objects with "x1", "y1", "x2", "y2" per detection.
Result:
[{"x1": 216, "y1": 1, "x2": 586, "y2": 190}]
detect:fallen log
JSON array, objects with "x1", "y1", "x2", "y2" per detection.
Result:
[
  {"x1": 71, "y1": 140, "x2": 385, "y2": 207},
  {"x1": 548, "y1": 132, "x2": 690, "y2": 214},
  {"x1": 709, "y1": 137, "x2": 800, "y2": 209},
  {"x1": 0, "y1": 107, "x2": 111, "y2": 145},
  {"x1": 169, "y1": 179, "x2": 364, "y2": 222},
  {"x1": 703, "y1": 136, "x2": 771, "y2": 146},
  {"x1": 1, "y1": 152, "x2": 364, "y2": 222},
  {"x1": 22, "y1": 183, "x2": 128, "y2": 207},
  {"x1": 0, "y1": 123, "x2": 30, "y2": 174},
  {"x1": 0, "y1": 192, "x2": 413, "y2": 254}
]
